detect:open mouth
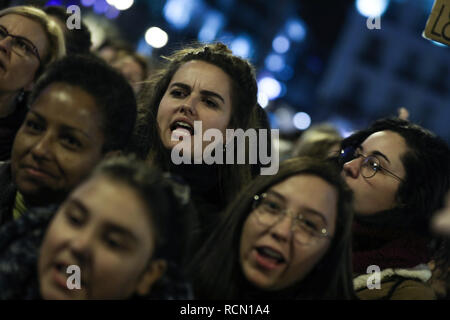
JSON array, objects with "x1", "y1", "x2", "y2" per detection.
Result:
[
  {"x1": 54, "y1": 262, "x2": 87, "y2": 288},
  {"x1": 256, "y1": 246, "x2": 286, "y2": 264},
  {"x1": 170, "y1": 120, "x2": 194, "y2": 135}
]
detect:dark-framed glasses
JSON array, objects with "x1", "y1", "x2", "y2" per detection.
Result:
[
  {"x1": 353, "y1": 151, "x2": 404, "y2": 182},
  {"x1": 0, "y1": 25, "x2": 41, "y2": 63},
  {"x1": 251, "y1": 193, "x2": 330, "y2": 245}
]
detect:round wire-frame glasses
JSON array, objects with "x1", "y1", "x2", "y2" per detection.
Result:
[{"x1": 251, "y1": 193, "x2": 330, "y2": 245}]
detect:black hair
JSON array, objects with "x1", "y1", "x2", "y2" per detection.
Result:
[
  {"x1": 29, "y1": 54, "x2": 137, "y2": 153},
  {"x1": 340, "y1": 117, "x2": 450, "y2": 235},
  {"x1": 188, "y1": 157, "x2": 355, "y2": 299},
  {"x1": 43, "y1": 5, "x2": 92, "y2": 55}
]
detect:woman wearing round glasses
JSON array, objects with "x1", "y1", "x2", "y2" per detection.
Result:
[
  {"x1": 340, "y1": 118, "x2": 450, "y2": 300},
  {"x1": 188, "y1": 157, "x2": 355, "y2": 299},
  {"x1": 0, "y1": 6, "x2": 65, "y2": 161}
]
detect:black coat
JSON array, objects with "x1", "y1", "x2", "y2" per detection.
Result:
[{"x1": 0, "y1": 162, "x2": 16, "y2": 226}]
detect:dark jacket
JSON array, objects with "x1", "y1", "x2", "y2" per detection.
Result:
[
  {"x1": 0, "y1": 161, "x2": 16, "y2": 226},
  {"x1": 352, "y1": 213, "x2": 435, "y2": 300},
  {"x1": 0, "y1": 99, "x2": 27, "y2": 161},
  {"x1": 0, "y1": 205, "x2": 56, "y2": 299}
]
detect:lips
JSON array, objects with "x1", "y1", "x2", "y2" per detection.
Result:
[
  {"x1": 53, "y1": 261, "x2": 87, "y2": 288},
  {"x1": 52, "y1": 262, "x2": 71, "y2": 289},
  {"x1": 22, "y1": 165, "x2": 56, "y2": 180},
  {"x1": 170, "y1": 118, "x2": 194, "y2": 136},
  {"x1": 253, "y1": 246, "x2": 287, "y2": 270}
]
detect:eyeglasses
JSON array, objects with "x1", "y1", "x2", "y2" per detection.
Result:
[
  {"x1": 346, "y1": 150, "x2": 404, "y2": 182},
  {"x1": 0, "y1": 25, "x2": 41, "y2": 63},
  {"x1": 251, "y1": 193, "x2": 330, "y2": 245}
]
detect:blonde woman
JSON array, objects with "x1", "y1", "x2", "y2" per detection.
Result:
[{"x1": 0, "y1": 5, "x2": 65, "y2": 160}]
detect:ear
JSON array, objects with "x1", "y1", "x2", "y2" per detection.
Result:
[
  {"x1": 103, "y1": 150, "x2": 123, "y2": 159},
  {"x1": 134, "y1": 259, "x2": 167, "y2": 296}
]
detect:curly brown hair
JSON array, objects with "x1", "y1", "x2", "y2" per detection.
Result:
[{"x1": 131, "y1": 42, "x2": 261, "y2": 204}]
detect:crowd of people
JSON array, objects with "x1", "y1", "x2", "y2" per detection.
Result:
[{"x1": 0, "y1": 5, "x2": 449, "y2": 300}]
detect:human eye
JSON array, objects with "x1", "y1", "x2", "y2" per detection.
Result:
[
  {"x1": 24, "y1": 119, "x2": 44, "y2": 133},
  {"x1": 170, "y1": 88, "x2": 187, "y2": 98},
  {"x1": 297, "y1": 216, "x2": 321, "y2": 234},
  {"x1": 262, "y1": 197, "x2": 284, "y2": 215},
  {"x1": 104, "y1": 233, "x2": 127, "y2": 251},
  {"x1": 203, "y1": 97, "x2": 218, "y2": 109},
  {"x1": 367, "y1": 157, "x2": 381, "y2": 172},
  {"x1": 64, "y1": 208, "x2": 85, "y2": 227},
  {"x1": 15, "y1": 38, "x2": 31, "y2": 52},
  {"x1": 60, "y1": 134, "x2": 82, "y2": 149}
]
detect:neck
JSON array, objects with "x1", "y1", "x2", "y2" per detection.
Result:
[{"x1": 0, "y1": 91, "x2": 19, "y2": 118}]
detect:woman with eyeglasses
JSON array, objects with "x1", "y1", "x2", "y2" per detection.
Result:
[
  {"x1": 339, "y1": 117, "x2": 450, "y2": 300},
  {"x1": 0, "y1": 6, "x2": 65, "y2": 161},
  {"x1": 187, "y1": 157, "x2": 355, "y2": 299}
]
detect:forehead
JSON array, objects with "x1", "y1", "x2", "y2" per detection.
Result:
[
  {"x1": 270, "y1": 174, "x2": 338, "y2": 223},
  {"x1": 0, "y1": 13, "x2": 48, "y2": 51},
  {"x1": 70, "y1": 176, "x2": 154, "y2": 239},
  {"x1": 361, "y1": 130, "x2": 408, "y2": 166},
  {"x1": 171, "y1": 60, "x2": 232, "y2": 94},
  {"x1": 31, "y1": 83, "x2": 103, "y2": 132},
  {"x1": 115, "y1": 57, "x2": 144, "y2": 73}
]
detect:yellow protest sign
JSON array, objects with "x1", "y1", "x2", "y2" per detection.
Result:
[{"x1": 423, "y1": 0, "x2": 450, "y2": 46}]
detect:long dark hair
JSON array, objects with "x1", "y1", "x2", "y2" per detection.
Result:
[
  {"x1": 188, "y1": 157, "x2": 355, "y2": 299},
  {"x1": 131, "y1": 42, "x2": 260, "y2": 205}
]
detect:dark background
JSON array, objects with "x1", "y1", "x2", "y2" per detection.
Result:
[{"x1": 4, "y1": 0, "x2": 449, "y2": 143}]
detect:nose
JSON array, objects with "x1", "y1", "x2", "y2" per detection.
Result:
[
  {"x1": 0, "y1": 36, "x2": 13, "y2": 56},
  {"x1": 30, "y1": 133, "x2": 54, "y2": 161},
  {"x1": 342, "y1": 157, "x2": 361, "y2": 179},
  {"x1": 178, "y1": 94, "x2": 198, "y2": 117},
  {"x1": 69, "y1": 230, "x2": 93, "y2": 264},
  {"x1": 270, "y1": 215, "x2": 293, "y2": 243}
]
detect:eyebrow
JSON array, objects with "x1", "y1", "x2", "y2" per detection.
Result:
[
  {"x1": 67, "y1": 198, "x2": 89, "y2": 215},
  {"x1": 266, "y1": 190, "x2": 328, "y2": 224},
  {"x1": 358, "y1": 145, "x2": 391, "y2": 164},
  {"x1": 29, "y1": 110, "x2": 92, "y2": 140},
  {"x1": 104, "y1": 224, "x2": 139, "y2": 245},
  {"x1": 69, "y1": 198, "x2": 139, "y2": 244},
  {"x1": 0, "y1": 24, "x2": 35, "y2": 47},
  {"x1": 170, "y1": 82, "x2": 225, "y2": 104}
]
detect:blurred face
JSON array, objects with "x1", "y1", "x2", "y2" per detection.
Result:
[
  {"x1": 97, "y1": 46, "x2": 117, "y2": 64},
  {"x1": 112, "y1": 55, "x2": 145, "y2": 94},
  {"x1": 240, "y1": 174, "x2": 337, "y2": 291},
  {"x1": 38, "y1": 176, "x2": 157, "y2": 299},
  {"x1": 342, "y1": 130, "x2": 407, "y2": 215},
  {"x1": 157, "y1": 60, "x2": 232, "y2": 155},
  {"x1": 0, "y1": 14, "x2": 49, "y2": 93},
  {"x1": 11, "y1": 83, "x2": 105, "y2": 206}
]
